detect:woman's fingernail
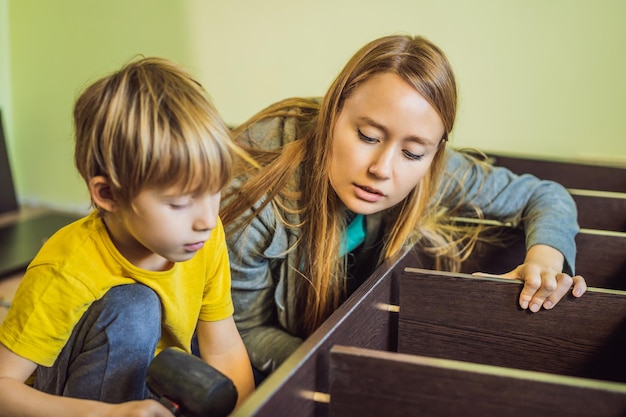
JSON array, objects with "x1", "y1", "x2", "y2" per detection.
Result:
[
  {"x1": 530, "y1": 303, "x2": 540, "y2": 312},
  {"x1": 521, "y1": 301, "x2": 529, "y2": 309},
  {"x1": 544, "y1": 300, "x2": 553, "y2": 309}
]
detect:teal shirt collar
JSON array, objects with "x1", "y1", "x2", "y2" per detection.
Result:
[{"x1": 340, "y1": 213, "x2": 366, "y2": 256}]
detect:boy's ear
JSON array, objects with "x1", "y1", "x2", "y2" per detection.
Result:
[{"x1": 88, "y1": 176, "x2": 118, "y2": 212}]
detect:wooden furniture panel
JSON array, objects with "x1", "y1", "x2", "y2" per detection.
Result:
[
  {"x1": 487, "y1": 153, "x2": 626, "y2": 193},
  {"x1": 486, "y1": 153, "x2": 626, "y2": 232},
  {"x1": 457, "y1": 226, "x2": 626, "y2": 290},
  {"x1": 573, "y1": 193, "x2": 626, "y2": 232},
  {"x1": 233, "y1": 247, "x2": 626, "y2": 416},
  {"x1": 230, "y1": 248, "x2": 408, "y2": 417},
  {"x1": 398, "y1": 268, "x2": 626, "y2": 383},
  {"x1": 329, "y1": 345, "x2": 626, "y2": 417},
  {"x1": 576, "y1": 232, "x2": 626, "y2": 289}
]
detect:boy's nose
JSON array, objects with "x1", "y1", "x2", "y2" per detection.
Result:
[
  {"x1": 194, "y1": 212, "x2": 217, "y2": 232},
  {"x1": 194, "y1": 196, "x2": 220, "y2": 231}
]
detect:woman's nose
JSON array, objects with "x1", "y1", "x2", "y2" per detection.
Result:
[{"x1": 368, "y1": 150, "x2": 393, "y2": 179}]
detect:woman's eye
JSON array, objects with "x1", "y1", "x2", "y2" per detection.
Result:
[
  {"x1": 357, "y1": 129, "x2": 377, "y2": 143},
  {"x1": 403, "y1": 150, "x2": 424, "y2": 161}
]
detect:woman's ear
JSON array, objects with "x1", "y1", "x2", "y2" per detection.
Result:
[{"x1": 88, "y1": 176, "x2": 118, "y2": 212}]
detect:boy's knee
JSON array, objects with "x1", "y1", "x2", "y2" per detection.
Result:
[
  {"x1": 104, "y1": 284, "x2": 160, "y2": 314},
  {"x1": 98, "y1": 284, "x2": 162, "y2": 343}
]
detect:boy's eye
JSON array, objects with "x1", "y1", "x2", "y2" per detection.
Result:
[
  {"x1": 357, "y1": 129, "x2": 378, "y2": 143},
  {"x1": 169, "y1": 200, "x2": 192, "y2": 209}
]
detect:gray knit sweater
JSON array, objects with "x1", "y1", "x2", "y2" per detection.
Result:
[{"x1": 224, "y1": 113, "x2": 579, "y2": 374}]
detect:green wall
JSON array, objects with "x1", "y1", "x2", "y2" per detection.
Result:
[
  {"x1": 1, "y1": 0, "x2": 12, "y2": 164},
  {"x1": 4, "y1": 0, "x2": 626, "y2": 212},
  {"x1": 6, "y1": 0, "x2": 195, "y2": 212}
]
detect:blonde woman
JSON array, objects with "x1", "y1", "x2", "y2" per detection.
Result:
[{"x1": 221, "y1": 34, "x2": 587, "y2": 381}]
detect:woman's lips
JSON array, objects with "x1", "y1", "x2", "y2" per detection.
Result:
[{"x1": 354, "y1": 184, "x2": 384, "y2": 203}]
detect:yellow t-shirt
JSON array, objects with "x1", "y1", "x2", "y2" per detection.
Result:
[{"x1": 0, "y1": 211, "x2": 234, "y2": 367}]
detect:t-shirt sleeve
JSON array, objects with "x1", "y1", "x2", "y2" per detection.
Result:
[
  {"x1": 0, "y1": 265, "x2": 95, "y2": 366},
  {"x1": 198, "y1": 218, "x2": 234, "y2": 322}
]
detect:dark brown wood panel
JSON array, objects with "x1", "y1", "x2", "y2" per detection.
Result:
[
  {"x1": 573, "y1": 194, "x2": 626, "y2": 232},
  {"x1": 483, "y1": 152, "x2": 626, "y2": 231},
  {"x1": 458, "y1": 226, "x2": 526, "y2": 275},
  {"x1": 487, "y1": 153, "x2": 626, "y2": 193},
  {"x1": 230, "y1": 247, "x2": 411, "y2": 417},
  {"x1": 329, "y1": 345, "x2": 626, "y2": 417},
  {"x1": 233, "y1": 246, "x2": 626, "y2": 416},
  {"x1": 452, "y1": 225, "x2": 626, "y2": 290},
  {"x1": 398, "y1": 268, "x2": 626, "y2": 383},
  {"x1": 576, "y1": 232, "x2": 626, "y2": 290}
]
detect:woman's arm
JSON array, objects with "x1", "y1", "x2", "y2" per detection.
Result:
[
  {"x1": 443, "y1": 149, "x2": 587, "y2": 310},
  {"x1": 226, "y1": 198, "x2": 304, "y2": 374}
]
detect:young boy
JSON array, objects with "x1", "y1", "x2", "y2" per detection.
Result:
[{"x1": 0, "y1": 57, "x2": 254, "y2": 416}]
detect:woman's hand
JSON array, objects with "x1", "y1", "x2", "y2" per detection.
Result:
[{"x1": 499, "y1": 244, "x2": 587, "y2": 312}]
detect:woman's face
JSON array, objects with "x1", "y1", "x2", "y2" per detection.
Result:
[{"x1": 329, "y1": 72, "x2": 445, "y2": 215}]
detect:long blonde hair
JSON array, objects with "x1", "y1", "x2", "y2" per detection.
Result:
[{"x1": 222, "y1": 35, "x2": 483, "y2": 336}]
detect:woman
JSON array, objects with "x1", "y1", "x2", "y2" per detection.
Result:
[{"x1": 220, "y1": 34, "x2": 587, "y2": 378}]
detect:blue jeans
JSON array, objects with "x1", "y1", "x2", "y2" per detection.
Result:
[{"x1": 34, "y1": 284, "x2": 162, "y2": 403}]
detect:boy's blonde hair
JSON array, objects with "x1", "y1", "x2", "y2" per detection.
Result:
[{"x1": 74, "y1": 57, "x2": 236, "y2": 206}]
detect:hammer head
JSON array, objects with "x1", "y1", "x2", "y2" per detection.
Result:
[{"x1": 146, "y1": 347, "x2": 238, "y2": 417}]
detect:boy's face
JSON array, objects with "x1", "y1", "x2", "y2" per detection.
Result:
[{"x1": 107, "y1": 185, "x2": 221, "y2": 271}]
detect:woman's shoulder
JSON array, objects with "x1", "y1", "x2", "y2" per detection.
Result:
[
  {"x1": 444, "y1": 147, "x2": 492, "y2": 169},
  {"x1": 235, "y1": 97, "x2": 321, "y2": 150}
]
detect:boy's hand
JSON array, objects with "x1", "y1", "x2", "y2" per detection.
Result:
[{"x1": 103, "y1": 399, "x2": 176, "y2": 417}]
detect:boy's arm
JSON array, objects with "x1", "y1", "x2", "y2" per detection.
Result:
[
  {"x1": 0, "y1": 342, "x2": 173, "y2": 417},
  {"x1": 196, "y1": 317, "x2": 255, "y2": 408}
]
